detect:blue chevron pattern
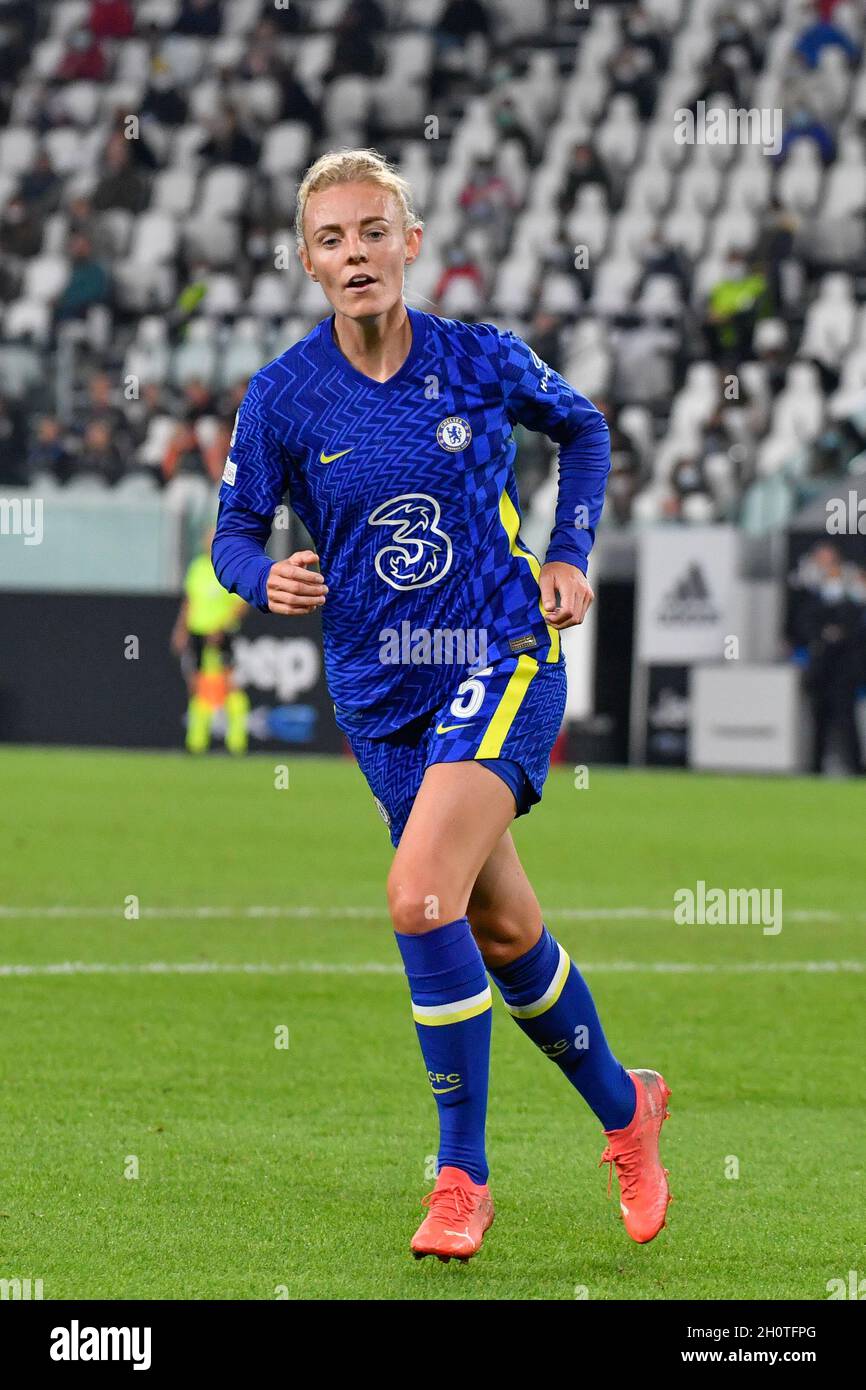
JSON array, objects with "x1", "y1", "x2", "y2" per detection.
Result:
[{"x1": 218, "y1": 306, "x2": 598, "y2": 736}]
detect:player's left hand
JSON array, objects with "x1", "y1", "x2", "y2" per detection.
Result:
[{"x1": 539, "y1": 561, "x2": 594, "y2": 629}]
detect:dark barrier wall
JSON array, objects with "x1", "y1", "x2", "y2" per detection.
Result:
[{"x1": 0, "y1": 593, "x2": 342, "y2": 752}]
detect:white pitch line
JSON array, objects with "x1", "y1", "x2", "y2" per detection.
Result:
[
  {"x1": 0, "y1": 960, "x2": 862, "y2": 979},
  {"x1": 0, "y1": 906, "x2": 859, "y2": 923}
]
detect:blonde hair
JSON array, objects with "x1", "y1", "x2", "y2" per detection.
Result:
[{"x1": 295, "y1": 147, "x2": 423, "y2": 250}]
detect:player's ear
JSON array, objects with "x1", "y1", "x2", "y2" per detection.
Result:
[
  {"x1": 298, "y1": 244, "x2": 317, "y2": 281},
  {"x1": 404, "y1": 225, "x2": 422, "y2": 266}
]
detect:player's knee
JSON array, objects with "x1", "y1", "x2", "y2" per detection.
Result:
[
  {"x1": 469, "y1": 907, "x2": 538, "y2": 969},
  {"x1": 387, "y1": 868, "x2": 451, "y2": 935}
]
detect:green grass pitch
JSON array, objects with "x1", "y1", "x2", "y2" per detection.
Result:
[{"x1": 0, "y1": 746, "x2": 862, "y2": 1300}]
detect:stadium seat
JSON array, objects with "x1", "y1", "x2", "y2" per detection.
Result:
[
  {"x1": 199, "y1": 273, "x2": 242, "y2": 317},
  {"x1": 129, "y1": 212, "x2": 178, "y2": 266},
  {"x1": 590, "y1": 258, "x2": 642, "y2": 316},
  {"x1": 153, "y1": 168, "x2": 198, "y2": 218},
  {"x1": 261, "y1": 122, "x2": 311, "y2": 177},
  {"x1": 199, "y1": 165, "x2": 249, "y2": 219},
  {"x1": 171, "y1": 321, "x2": 218, "y2": 387},
  {"x1": 776, "y1": 142, "x2": 823, "y2": 213},
  {"x1": 222, "y1": 0, "x2": 263, "y2": 36},
  {"x1": 219, "y1": 319, "x2": 267, "y2": 388},
  {"x1": 23, "y1": 256, "x2": 69, "y2": 303},
  {"x1": 4, "y1": 300, "x2": 51, "y2": 345},
  {"x1": 160, "y1": 37, "x2": 207, "y2": 86},
  {"x1": 248, "y1": 272, "x2": 295, "y2": 319},
  {"x1": 770, "y1": 363, "x2": 826, "y2": 446},
  {"x1": 563, "y1": 320, "x2": 612, "y2": 400},
  {"x1": 800, "y1": 274, "x2": 857, "y2": 370},
  {"x1": 823, "y1": 134, "x2": 866, "y2": 217}
]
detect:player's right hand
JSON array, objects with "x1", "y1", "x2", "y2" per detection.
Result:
[{"x1": 266, "y1": 550, "x2": 328, "y2": 616}]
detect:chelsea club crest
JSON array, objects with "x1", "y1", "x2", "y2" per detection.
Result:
[{"x1": 436, "y1": 417, "x2": 472, "y2": 452}]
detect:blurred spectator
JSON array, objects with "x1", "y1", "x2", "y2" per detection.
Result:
[
  {"x1": 92, "y1": 136, "x2": 150, "y2": 213},
  {"x1": 0, "y1": 0, "x2": 38, "y2": 90},
  {"x1": 712, "y1": 8, "x2": 762, "y2": 72},
  {"x1": 174, "y1": 0, "x2": 223, "y2": 37},
  {"x1": 346, "y1": 0, "x2": 387, "y2": 33},
  {"x1": 435, "y1": 0, "x2": 491, "y2": 49},
  {"x1": 255, "y1": 1, "x2": 305, "y2": 36},
  {"x1": 608, "y1": 45, "x2": 657, "y2": 121},
  {"x1": 182, "y1": 380, "x2": 217, "y2": 420},
  {"x1": 56, "y1": 28, "x2": 107, "y2": 82},
  {"x1": 18, "y1": 152, "x2": 62, "y2": 216},
  {"x1": 272, "y1": 57, "x2": 324, "y2": 137},
  {"x1": 492, "y1": 96, "x2": 534, "y2": 163},
  {"x1": 757, "y1": 198, "x2": 799, "y2": 313},
  {"x1": 777, "y1": 104, "x2": 835, "y2": 165},
  {"x1": 88, "y1": 0, "x2": 134, "y2": 39},
  {"x1": 459, "y1": 156, "x2": 517, "y2": 223},
  {"x1": 141, "y1": 67, "x2": 189, "y2": 127},
  {"x1": 66, "y1": 195, "x2": 112, "y2": 258},
  {"x1": 639, "y1": 231, "x2": 691, "y2": 292},
  {"x1": 54, "y1": 234, "x2": 111, "y2": 323},
  {"x1": 126, "y1": 382, "x2": 174, "y2": 449},
  {"x1": 107, "y1": 110, "x2": 159, "y2": 171},
  {"x1": 793, "y1": 9, "x2": 860, "y2": 69},
  {"x1": 752, "y1": 317, "x2": 791, "y2": 395},
  {"x1": 528, "y1": 310, "x2": 565, "y2": 374},
  {"x1": 27, "y1": 415, "x2": 73, "y2": 484},
  {"x1": 671, "y1": 455, "x2": 709, "y2": 503},
  {"x1": 0, "y1": 196, "x2": 43, "y2": 258},
  {"x1": 162, "y1": 420, "x2": 210, "y2": 483},
  {"x1": 77, "y1": 372, "x2": 130, "y2": 447},
  {"x1": 694, "y1": 51, "x2": 743, "y2": 106},
  {"x1": 599, "y1": 400, "x2": 643, "y2": 525},
  {"x1": 433, "y1": 243, "x2": 485, "y2": 312},
  {"x1": 624, "y1": 4, "x2": 669, "y2": 69},
  {"x1": 0, "y1": 394, "x2": 28, "y2": 486},
  {"x1": 789, "y1": 543, "x2": 865, "y2": 773},
  {"x1": 558, "y1": 141, "x2": 613, "y2": 214},
  {"x1": 323, "y1": 7, "x2": 383, "y2": 81},
  {"x1": 204, "y1": 417, "x2": 235, "y2": 484},
  {"x1": 78, "y1": 419, "x2": 125, "y2": 485},
  {"x1": 704, "y1": 251, "x2": 768, "y2": 364},
  {"x1": 198, "y1": 108, "x2": 259, "y2": 167}
]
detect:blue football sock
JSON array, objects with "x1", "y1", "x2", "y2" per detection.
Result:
[
  {"x1": 489, "y1": 925, "x2": 636, "y2": 1131},
  {"x1": 394, "y1": 916, "x2": 492, "y2": 1185}
]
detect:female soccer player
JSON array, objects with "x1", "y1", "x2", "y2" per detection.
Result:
[{"x1": 213, "y1": 149, "x2": 671, "y2": 1262}]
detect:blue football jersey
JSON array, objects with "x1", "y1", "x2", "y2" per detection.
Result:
[{"x1": 215, "y1": 306, "x2": 609, "y2": 737}]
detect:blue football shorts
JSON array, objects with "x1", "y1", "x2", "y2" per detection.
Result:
[{"x1": 345, "y1": 654, "x2": 568, "y2": 848}]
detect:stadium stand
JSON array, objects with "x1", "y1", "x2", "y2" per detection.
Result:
[{"x1": 1, "y1": 0, "x2": 865, "y2": 568}]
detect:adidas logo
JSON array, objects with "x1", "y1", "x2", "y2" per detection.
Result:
[{"x1": 656, "y1": 563, "x2": 720, "y2": 625}]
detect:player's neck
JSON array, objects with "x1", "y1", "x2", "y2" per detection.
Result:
[{"x1": 331, "y1": 302, "x2": 412, "y2": 383}]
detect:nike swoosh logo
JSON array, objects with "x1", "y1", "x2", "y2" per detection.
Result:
[
  {"x1": 435, "y1": 722, "x2": 469, "y2": 735},
  {"x1": 319, "y1": 448, "x2": 353, "y2": 464},
  {"x1": 621, "y1": 1202, "x2": 629, "y2": 1216},
  {"x1": 431, "y1": 1083, "x2": 462, "y2": 1094}
]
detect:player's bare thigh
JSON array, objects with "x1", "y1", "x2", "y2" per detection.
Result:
[{"x1": 386, "y1": 762, "x2": 517, "y2": 935}]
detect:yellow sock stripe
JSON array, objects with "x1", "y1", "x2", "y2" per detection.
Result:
[
  {"x1": 474, "y1": 653, "x2": 538, "y2": 759},
  {"x1": 504, "y1": 943, "x2": 571, "y2": 1019},
  {"x1": 498, "y1": 489, "x2": 561, "y2": 663},
  {"x1": 412, "y1": 985, "x2": 492, "y2": 1027}
]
